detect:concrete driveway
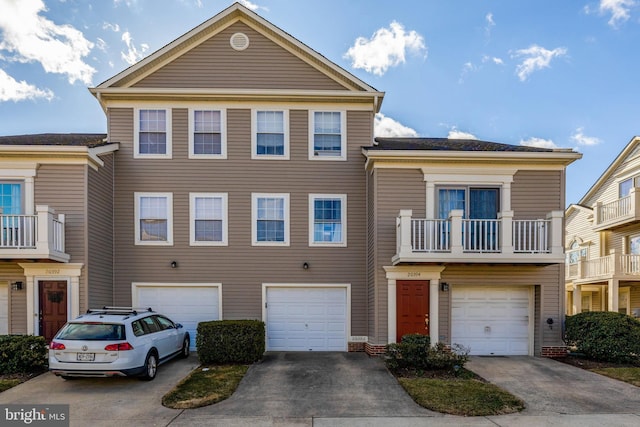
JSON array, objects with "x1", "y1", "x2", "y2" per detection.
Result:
[
  {"x1": 467, "y1": 356, "x2": 640, "y2": 415},
  {"x1": 171, "y1": 352, "x2": 435, "y2": 426},
  {"x1": 0, "y1": 354, "x2": 199, "y2": 426}
]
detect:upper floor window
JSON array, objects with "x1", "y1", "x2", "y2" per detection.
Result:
[
  {"x1": 189, "y1": 109, "x2": 226, "y2": 158},
  {"x1": 135, "y1": 109, "x2": 172, "y2": 159},
  {"x1": 0, "y1": 182, "x2": 22, "y2": 214},
  {"x1": 252, "y1": 193, "x2": 289, "y2": 246},
  {"x1": 619, "y1": 176, "x2": 640, "y2": 198},
  {"x1": 567, "y1": 240, "x2": 587, "y2": 264},
  {"x1": 437, "y1": 187, "x2": 499, "y2": 219},
  {"x1": 309, "y1": 194, "x2": 346, "y2": 246},
  {"x1": 309, "y1": 111, "x2": 346, "y2": 160},
  {"x1": 189, "y1": 193, "x2": 228, "y2": 246},
  {"x1": 135, "y1": 192, "x2": 173, "y2": 245},
  {"x1": 252, "y1": 110, "x2": 289, "y2": 159}
]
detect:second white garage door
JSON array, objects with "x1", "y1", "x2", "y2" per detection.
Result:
[
  {"x1": 451, "y1": 286, "x2": 531, "y2": 356},
  {"x1": 266, "y1": 287, "x2": 347, "y2": 351},
  {"x1": 134, "y1": 284, "x2": 220, "y2": 350}
]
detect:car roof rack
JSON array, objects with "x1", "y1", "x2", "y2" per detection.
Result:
[{"x1": 86, "y1": 306, "x2": 154, "y2": 316}]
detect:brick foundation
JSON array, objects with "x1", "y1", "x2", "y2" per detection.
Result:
[
  {"x1": 364, "y1": 342, "x2": 387, "y2": 356},
  {"x1": 541, "y1": 346, "x2": 568, "y2": 358},
  {"x1": 348, "y1": 342, "x2": 365, "y2": 352}
]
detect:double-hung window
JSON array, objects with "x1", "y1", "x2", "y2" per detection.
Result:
[
  {"x1": 189, "y1": 109, "x2": 226, "y2": 158},
  {"x1": 309, "y1": 194, "x2": 346, "y2": 246},
  {"x1": 135, "y1": 108, "x2": 172, "y2": 158},
  {"x1": 135, "y1": 193, "x2": 173, "y2": 245},
  {"x1": 189, "y1": 193, "x2": 227, "y2": 245},
  {"x1": 252, "y1": 110, "x2": 289, "y2": 159},
  {"x1": 252, "y1": 193, "x2": 289, "y2": 245},
  {"x1": 309, "y1": 111, "x2": 346, "y2": 160},
  {"x1": 0, "y1": 182, "x2": 25, "y2": 247}
]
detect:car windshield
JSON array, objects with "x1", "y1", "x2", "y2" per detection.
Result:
[{"x1": 56, "y1": 323, "x2": 125, "y2": 340}]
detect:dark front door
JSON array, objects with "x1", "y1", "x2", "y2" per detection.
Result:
[
  {"x1": 396, "y1": 280, "x2": 429, "y2": 342},
  {"x1": 39, "y1": 281, "x2": 67, "y2": 341}
]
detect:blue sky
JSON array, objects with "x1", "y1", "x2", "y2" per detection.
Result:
[{"x1": 0, "y1": 0, "x2": 639, "y2": 205}]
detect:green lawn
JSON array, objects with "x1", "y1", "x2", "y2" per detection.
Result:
[{"x1": 591, "y1": 367, "x2": 640, "y2": 387}]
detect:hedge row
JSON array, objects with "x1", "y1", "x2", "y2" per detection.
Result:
[
  {"x1": 196, "y1": 320, "x2": 265, "y2": 364},
  {"x1": 0, "y1": 335, "x2": 48, "y2": 374}
]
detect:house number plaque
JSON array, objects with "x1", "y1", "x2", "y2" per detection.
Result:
[{"x1": 407, "y1": 272, "x2": 421, "y2": 278}]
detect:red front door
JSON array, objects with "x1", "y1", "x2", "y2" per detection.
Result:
[
  {"x1": 39, "y1": 281, "x2": 68, "y2": 341},
  {"x1": 396, "y1": 280, "x2": 429, "y2": 342}
]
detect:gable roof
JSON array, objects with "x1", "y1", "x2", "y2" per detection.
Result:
[
  {"x1": 90, "y1": 2, "x2": 383, "y2": 110},
  {"x1": 576, "y1": 135, "x2": 640, "y2": 206}
]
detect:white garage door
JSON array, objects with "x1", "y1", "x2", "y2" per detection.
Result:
[
  {"x1": 135, "y1": 285, "x2": 219, "y2": 350},
  {"x1": 451, "y1": 286, "x2": 530, "y2": 356},
  {"x1": 266, "y1": 287, "x2": 347, "y2": 351}
]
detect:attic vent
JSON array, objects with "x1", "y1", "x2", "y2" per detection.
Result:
[{"x1": 230, "y1": 32, "x2": 249, "y2": 51}]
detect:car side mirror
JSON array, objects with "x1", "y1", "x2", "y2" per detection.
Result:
[{"x1": 176, "y1": 323, "x2": 183, "y2": 329}]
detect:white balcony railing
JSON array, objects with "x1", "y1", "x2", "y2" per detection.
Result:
[
  {"x1": 395, "y1": 209, "x2": 564, "y2": 264},
  {"x1": 567, "y1": 253, "x2": 640, "y2": 281},
  {"x1": 0, "y1": 205, "x2": 68, "y2": 262},
  {"x1": 593, "y1": 188, "x2": 640, "y2": 230}
]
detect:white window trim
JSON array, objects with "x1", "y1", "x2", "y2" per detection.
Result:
[
  {"x1": 308, "y1": 110, "x2": 347, "y2": 161},
  {"x1": 251, "y1": 109, "x2": 290, "y2": 160},
  {"x1": 188, "y1": 108, "x2": 227, "y2": 159},
  {"x1": 309, "y1": 193, "x2": 347, "y2": 247},
  {"x1": 189, "y1": 192, "x2": 228, "y2": 246},
  {"x1": 134, "y1": 192, "x2": 173, "y2": 246},
  {"x1": 134, "y1": 108, "x2": 172, "y2": 159},
  {"x1": 252, "y1": 193, "x2": 290, "y2": 246}
]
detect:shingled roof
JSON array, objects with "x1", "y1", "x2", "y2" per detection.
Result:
[
  {"x1": 0, "y1": 133, "x2": 108, "y2": 148},
  {"x1": 366, "y1": 137, "x2": 554, "y2": 153}
]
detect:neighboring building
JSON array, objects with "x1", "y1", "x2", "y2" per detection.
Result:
[
  {"x1": 565, "y1": 136, "x2": 640, "y2": 318},
  {"x1": 0, "y1": 3, "x2": 581, "y2": 356}
]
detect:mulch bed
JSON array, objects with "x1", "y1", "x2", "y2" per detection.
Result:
[{"x1": 555, "y1": 354, "x2": 639, "y2": 370}]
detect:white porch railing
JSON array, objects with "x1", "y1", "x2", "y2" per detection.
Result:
[
  {"x1": 396, "y1": 209, "x2": 564, "y2": 264},
  {"x1": 593, "y1": 188, "x2": 640, "y2": 230},
  {"x1": 0, "y1": 205, "x2": 68, "y2": 261},
  {"x1": 598, "y1": 196, "x2": 631, "y2": 223},
  {"x1": 566, "y1": 253, "x2": 640, "y2": 280}
]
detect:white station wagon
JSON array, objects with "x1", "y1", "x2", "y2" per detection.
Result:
[{"x1": 49, "y1": 307, "x2": 190, "y2": 380}]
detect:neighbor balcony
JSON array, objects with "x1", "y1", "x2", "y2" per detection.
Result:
[
  {"x1": 0, "y1": 205, "x2": 70, "y2": 262},
  {"x1": 592, "y1": 188, "x2": 640, "y2": 231},
  {"x1": 565, "y1": 251, "x2": 640, "y2": 283},
  {"x1": 393, "y1": 209, "x2": 564, "y2": 264}
]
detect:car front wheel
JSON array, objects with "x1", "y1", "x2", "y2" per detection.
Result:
[
  {"x1": 140, "y1": 351, "x2": 158, "y2": 381},
  {"x1": 180, "y1": 335, "x2": 190, "y2": 358}
]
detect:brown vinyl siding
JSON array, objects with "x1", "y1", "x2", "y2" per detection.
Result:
[
  {"x1": 512, "y1": 170, "x2": 562, "y2": 218},
  {"x1": 134, "y1": 22, "x2": 347, "y2": 91},
  {"x1": 87, "y1": 154, "x2": 115, "y2": 308},
  {"x1": 35, "y1": 165, "x2": 88, "y2": 312},
  {"x1": 111, "y1": 107, "x2": 370, "y2": 334},
  {"x1": 366, "y1": 171, "x2": 376, "y2": 343},
  {"x1": 0, "y1": 264, "x2": 27, "y2": 333},
  {"x1": 372, "y1": 168, "x2": 426, "y2": 344}
]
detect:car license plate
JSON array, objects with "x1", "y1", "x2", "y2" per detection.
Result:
[{"x1": 77, "y1": 353, "x2": 95, "y2": 362}]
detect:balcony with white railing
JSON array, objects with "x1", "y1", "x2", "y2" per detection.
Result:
[
  {"x1": 393, "y1": 209, "x2": 564, "y2": 264},
  {"x1": 566, "y1": 252, "x2": 640, "y2": 283},
  {"x1": 593, "y1": 188, "x2": 640, "y2": 231},
  {"x1": 0, "y1": 205, "x2": 69, "y2": 262}
]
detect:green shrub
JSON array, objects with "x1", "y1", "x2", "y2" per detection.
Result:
[
  {"x1": 196, "y1": 320, "x2": 265, "y2": 364},
  {"x1": 565, "y1": 311, "x2": 640, "y2": 363},
  {"x1": 0, "y1": 335, "x2": 48, "y2": 374},
  {"x1": 385, "y1": 334, "x2": 469, "y2": 372}
]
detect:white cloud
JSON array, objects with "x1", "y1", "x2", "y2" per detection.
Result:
[
  {"x1": 120, "y1": 31, "x2": 149, "y2": 65},
  {"x1": 0, "y1": 68, "x2": 54, "y2": 102},
  {"x1": 520, "y1": 137, "x2": 558, "y2": 149},
  {"x1": 0, "y1": 0, "x2": 96, "y2": 85},
  {"x1": 374, "y1": 113, "x2": 418, "y2": 137},
  {"x1": 482, "y1": 55, "x2": 504, "y2": 65},
  {"x1": 344, "y1": 21, "x2": 427, "y2": 76},
  {"x1": 447, "y1": 128, "x2": 477, "y2": 139},
  {"x1": 239, "y1": 0, "x2": 268, "y2": 11},
  {"x1": 571, "y1": 127, "x2": 601, "y2": 146},
  {"x1": 96, "y1": 37, "x2": 107, "y2": 52},
  {"x1": 102, "y1": 22, "x2": 120, "y2": 32},
  {"x1": 458, "y1": 62, "x2": 476, "y2": 84},
  {"x1": 599, "y1": 0, "x2": 636, "y2": 27},
  {"x1": 511, "y1": 44, "x2": 567, "y2": 81},
  {"x1": 485, "y1": 13, "x2": 495, "y2": 38},
  {"x1": 114, "y1": 0, "x2": 137, "y2": 7}
]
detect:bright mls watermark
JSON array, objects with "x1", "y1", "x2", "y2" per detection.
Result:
[{"x1": 1, "y1": 405, "x2": 69, "y2": 426}]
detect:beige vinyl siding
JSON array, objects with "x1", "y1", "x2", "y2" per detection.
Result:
[
  {"x1": 111, "y1": 107, "x2": 370, "y2": 335},
  {"x1": 34, "y1": 164, "x2": 88, "y2": 312},
  {"x1": 372, "y1": 168, "x2": 426, "y2": 344},
  {"x1": 134, "y1": 22, "x2": 347, "y2": 91},
  {"x1": 565, "y1": 208, "x2": 599, "y2": 256},
  {"x1": 87, "y1": 153, "x2": 115, "y2": 308},
  {"x1": 366, "y1": 171, "x2": 376, "y2": 342},
  {"x1": 441, "y1": 264, "x2": 563, "y2": 355},
  {"x1": 0, "y1": 264, "x2": 27, "y2": 333},
  {"x1": 512, "y1": 170, "x2": 562, "y2": 218}
]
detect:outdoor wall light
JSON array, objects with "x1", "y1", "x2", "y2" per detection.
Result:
[
  {"x1": 303, "y1": 262, "x2": 309, "y2": 270},
  {"x1": 170, "y1": 261, "x2": 178, "y2": 269},
  {"x1": 11, "y1": 281, "x2": 23, "y2": 291},
  {"x1": 440, "y1": 282, "x2": 449, "y2": 292},
  {"x1": 546, "y1": 317, "x2": 554, "y2": 330}
]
